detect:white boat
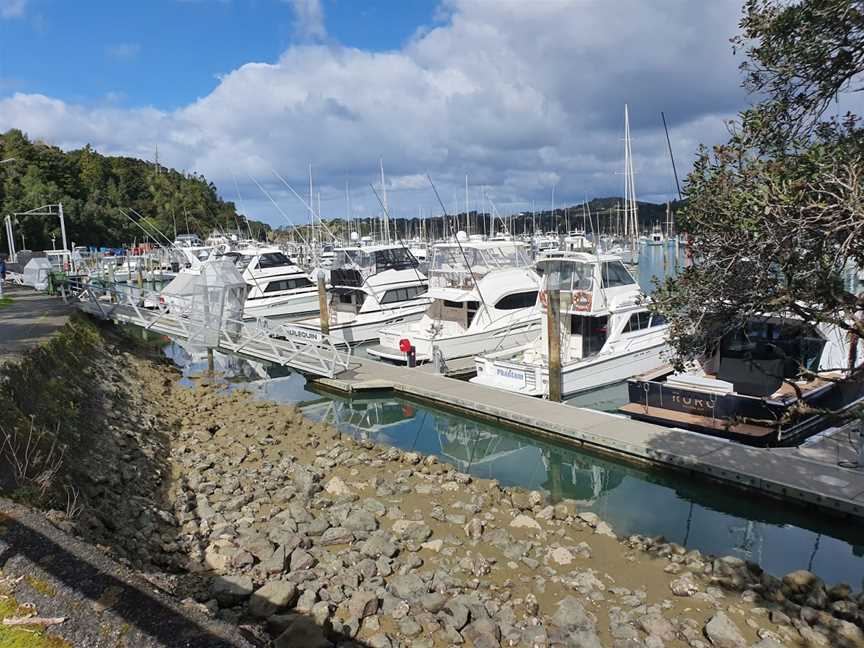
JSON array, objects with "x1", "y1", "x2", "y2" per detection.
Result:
[
  {"x1": 291, "y1": 244, "x2": 431, "y2": 346},
  {"x1": 561, "y1": 231, "x2": 593, "y2": 253},
  {"x1": 222, "y1": 246, "x2": 320, "y2": 319},
  {"x1": 647, "y1": 225, "x2": 665, "y2": 246},
  {"x1": 368, "y1": 238, "x2": 542, "y2": 363},
  {"x1": 472, "y1": 251, "x2": 670, "y2": 398}
]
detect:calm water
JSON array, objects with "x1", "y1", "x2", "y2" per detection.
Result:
[{"x1": 156, "y1": 242, "x2": 864, "y2": 588}]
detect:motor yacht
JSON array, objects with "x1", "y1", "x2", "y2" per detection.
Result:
[
  {"x1": 368, "y1": 238, "x2": 542, "y2": 364},
  {"x1": 472, "y1": 251, "x2": 669, "y2": 397},
  {"x1": 291, "y1": 244, "x2": 431, "y2": 346},
  {"x1": 221, "y1": 246, "x2": 320, "y2": 320},
  {"x1": 620, "y1": 316, "x2": 864, "y2": 445}
]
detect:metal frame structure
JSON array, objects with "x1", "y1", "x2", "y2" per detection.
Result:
[{"x1": 67, "y1": 278, "x2": 352, "y2": 378}]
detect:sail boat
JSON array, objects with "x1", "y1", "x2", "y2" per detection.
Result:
[{"x1": 622, "y1": 105, "x2": 640, "y2": 264}]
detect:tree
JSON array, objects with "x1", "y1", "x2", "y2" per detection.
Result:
[{"x1": 653, "y1": 0, "x2": 864, "y2": 378}]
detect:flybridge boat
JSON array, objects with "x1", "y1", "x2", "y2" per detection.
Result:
[
  {"x1": 221, "y1": 246, "x2": 319, "y2": 320},
  {"x1": 368, "y1": 238, "x2": 542, "y2": 364},
  {"x1": 620, "y1": 317, "x2": 864, "y2": 445},
  {"x1": 471, "y1": 252, "x2": 670, "y2": 397},
  {"x1": 291, "y1": 244, "x2": 431, "y2": 346}
]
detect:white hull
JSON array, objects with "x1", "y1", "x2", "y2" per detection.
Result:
[
  {"x1": 473, "y1": 341, "x2": 669, "y2": 398},
  {"x1": 370, "y1": 316, "x2": 542, "y2": 362},
  {"x1": 294, "y1": 303, "x2": 428, "y2": 346},
  {"x1": 243, "y1": 291, "x2": 320, "y2": 320}
]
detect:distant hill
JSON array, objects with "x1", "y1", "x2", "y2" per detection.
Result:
[{"x1": 0, "y1": 129, "x2": 269, "y2": 251}]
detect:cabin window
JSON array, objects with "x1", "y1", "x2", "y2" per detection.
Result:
[
  {"x1": 601, "y1": 261, "x2": 636, "y2": 288},
  {"x1": 374, "y1": 248, "x2": 418, "y2": 271},
  {"x1": 257, "y1": 252, "x2": 292, "y2": 269},
  {"x1": 494, "y1": 290, "x2": 538, "y2": 310},
  {"x1": 263, "y1": 277, "x2": 315, "y2": 292},
  {"x1": 650, "y1": 313, "x2": 667, "y2": 327},
  {"x1": 466, "y1": 300, "x2": 480, "y2": 327},
  {"x1": 625, "y1": 311, "x2": 652, "y2": 332},
  {"x1": 572, "y1": 315, "x2": 608, "y2": 356},
  {"x1": 380, "y1": 284, "x2": 428, "y2": 304}
]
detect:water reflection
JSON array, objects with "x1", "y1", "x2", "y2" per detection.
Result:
[{"x1": 300, "y1": 391, "x2": 864, "y2": 587}]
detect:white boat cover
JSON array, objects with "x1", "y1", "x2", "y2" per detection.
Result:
[{"x1": 22, "y1": 257, "x2": 53, "y2": 290}]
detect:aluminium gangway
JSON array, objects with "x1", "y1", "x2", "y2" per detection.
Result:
[{"x1": 67, "y1": 279, "x2": 352, "y2": 378}]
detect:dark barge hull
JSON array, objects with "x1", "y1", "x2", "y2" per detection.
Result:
[{"x1": 619, "y1": 370, "x2": 864, "y2": 447}]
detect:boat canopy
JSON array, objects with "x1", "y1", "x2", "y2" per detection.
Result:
[{"x1": 333, "y1": 246, "x2": 418, "y2": 273}]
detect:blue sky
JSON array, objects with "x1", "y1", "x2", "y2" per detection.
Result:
[
  {"x1": 1, "y1": 1, "x2": 440, "y2": 109},
  {"x1": 0, "y1": 1, "x2": 749, "y2": 226}
]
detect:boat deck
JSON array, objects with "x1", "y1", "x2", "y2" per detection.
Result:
[{"x1": 315, "y1": 355, "x2": 864, "y2": 519}]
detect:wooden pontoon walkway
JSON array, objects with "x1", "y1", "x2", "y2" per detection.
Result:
[{"x1": 316, "y1": 356, "x2": 864, "y2": 519}]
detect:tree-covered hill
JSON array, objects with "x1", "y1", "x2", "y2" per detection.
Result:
[{"x1": 0, "y1": 129, "x2": 270, "y2": 251}]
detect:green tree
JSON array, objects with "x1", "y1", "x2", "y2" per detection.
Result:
[{"x1": 653, "y1": 0, "x2": 864, "y2": 376}]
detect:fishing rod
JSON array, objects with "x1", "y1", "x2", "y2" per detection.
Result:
[{"x1": 427, "y1": 174, "x2": 489, "y2": 312}]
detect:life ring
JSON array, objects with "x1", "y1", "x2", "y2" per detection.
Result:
[{"x1": 572, "y1": 290, "x2": 592, "y2": 312}]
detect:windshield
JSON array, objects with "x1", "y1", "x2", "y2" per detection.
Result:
[
  {"x1": 539, "y1": 260, "x2": 594, "y2": 291},
  {"x1": 430, "y1": 244, "x2": 529, "y2": 274},
  {"x1": 257, "y1": 252, "x2": 292, "y2": 269}
]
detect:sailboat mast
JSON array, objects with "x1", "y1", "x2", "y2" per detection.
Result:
[{"x1": 380, "y1": 157, "x2": 390, "y2": 244}]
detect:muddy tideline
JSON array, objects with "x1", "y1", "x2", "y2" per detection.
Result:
[{"x1": 1, "y1": 318, "x2": 862, "y2": 648}]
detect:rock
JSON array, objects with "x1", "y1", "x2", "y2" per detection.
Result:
[
  {"x1": 403, "y1": 451, "x2": 422, "y2": 464},
  {"x1": 578, "y1": 512, "x2": 600, "y2": 527},
  {"x1": 828, "y1": 582, "x2": 853, "y2": 601},
  {"x1": 550, "y1": 596, "x2": 592, "y2": 630},
  {"x1": 704, "y1": 611, "x2": 746, "y2": 648},
  {"x1": 465, "y1": 518, "x2": 485, "y2": 541},
  {"x1": 319, "y1": 526, "x2": 353, "y2": 545},
  {"x1": 310, "y1": 600, "x2": 330, "y2": 627},
  {"x1": 388, "y1": 573, "x2": 426, "y2": 600},
  {"x1": 566, "y1": 630, "x2": 603, "y2": 648},
  {"x1": 249, "y1": 580, "x2": 297, "y2": 618},
  {"x1": 768, "y1": 610, "x2": 790, "y2": 625},
  {"x1": 594, "y1": 520, "x2": 615, "y2": 537},
  {"x1": 441, "y1": 600, "x2": 470, "y2": 630},
  {"x1": 324, "y1": 475, "x2": 352, "y2": 496},
  {"x1": 463, "y1": 617, "x2": 501, "y2": 648},
  {"x1": 782, "y1": 569, "x2": 828, "y2": 608},
  {"x1": 368, "y1": 632, "x2": 392, "y2": 648},
  {"x1": 751, "y1": 639, "x2": 784, "y2": 648},
  {"x1": 274, "y1": 615, "x2": 330, "y2": 648},
  {"x1": 361, "y1": 533, "x2": 398, "y2": 559},
  {"x1": 348, "y1": 590, "x2": 379, "y2": 618},
  {"x1": 510, "y1": 514, "x2": 541, "y2": 531},
  {"x1": 295, "y1": 589, "x2": 317, "y2": 613},
  {"x1": 398, "y1": 617, "x2": 422, "y2": 636},
  {"x1": 290, "y1": 548, "x2": 317, "y2": 571},
  {"x1": 548, "y1": 547, "x2": 574, "y2": 566},
  {"x1": 421, "y1": 539, "x2": 443, "y2": 553},
  {"x1": 344, "y1": 509, "x2": 378, "y2": 533},
  {"x1": 670, "y1": 572, "x2": 700, "y2": 597},
  {"x1": 209, "y1": 575, "x2": 254, "y2": 607},
  {"x1": 392, "y1": 519, "x2": 433, "y2": 543},
  {"x1": 638, "y1": 614, "x2": 675, "y2": 641},
  {"x1": 421, "y1": 591, "x2": 448, "y2": 613}
]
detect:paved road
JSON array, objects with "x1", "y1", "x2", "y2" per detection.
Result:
[{"x1": 0, "y1": 285, "x2": 72, "y2": 364}]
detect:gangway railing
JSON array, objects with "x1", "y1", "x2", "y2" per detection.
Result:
[{"x1": 65, "y1": 278, "x2": 352, "y2": 378}]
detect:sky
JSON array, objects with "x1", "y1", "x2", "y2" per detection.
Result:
[{"x1": 0, "y1": 0, "x2": 750, "y2": 227}]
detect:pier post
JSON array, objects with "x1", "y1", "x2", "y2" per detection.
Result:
[
  {"x1": 317, "y1": 269, "x2": 330, "y2": 336},
  {"x1": 207, "y1": 348, "x2": 215, "y2": 375},
  {"x1": 547, "y1": 278, "x2": 562, "y2": 402}
]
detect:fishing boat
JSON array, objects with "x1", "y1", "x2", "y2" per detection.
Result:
[
  {"x1": 221, "y1": 246, "x2": 319, "y2": 319},
  {"x1": 367, "y1": 237, "x2": 542, "y2": 364},
  {"x1": 290, "y1": 244, "x2": 431, "y2": 346},
  {"x1": 471, "y1": 251, "x2": 669, "y2": 397},
  {"x1": 619, "y1": 317, "x2": 864, "y2": 445},
  {"x1": 647, "y1": 225, "x2": 665, "y2": 246}
]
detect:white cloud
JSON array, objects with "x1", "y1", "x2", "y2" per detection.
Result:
[
  {"x1": 286, "y1": 0, "x2": 326, "y2": 42},
  {"x1": 105, "y1": 42, "x2": 141, "y2": 61},
  {"x1": 0, "y1": 1, "x2": 749, "y2": 225},
  {"x1": 0, "y1": 0, "x2": 26, "y2": 19}
]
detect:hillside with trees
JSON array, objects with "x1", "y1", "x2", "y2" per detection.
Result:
[{"x1": 0, "y1": 129, "x2": 270, "y2": 251}]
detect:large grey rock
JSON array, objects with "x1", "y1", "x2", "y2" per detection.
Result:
[
  {"x1": 704, "y1": 611, "x2": 746, "y2": 648},
  {"x1": 290, "y1": 548, "x2": 317, "y2": 571},
  {"x1": 638, "y1": 614, "x2": 675, "y2": 641},
  {"x1": 344, "y1": 509, "x2": 378, "y2": 533},
  {"x1": 361, "y1": 533, "x2": 398, "y2": 559},
  {"x1": 347, "y1": 589, "x2": 379, "y2": 618},
  {"x1": 550, "y1": 596, "x2": 592, "y2": 631},
  {"x1": 421, "y1": 591, "x2": 447, "y2": 613},
  {"x1": 670, "y1": 572, "x2": 700, "y2": 596},
  {"x1": 463, "y1": 618, "x2": 501, "y2": 648},
  {"x1": 392, "y1": 519, "x2": 433, "y2": 543},
  {"x1": 249, "y1": 580, "x2": 297, "y2": 618},
  {"x1": 388, "y1": 573, "x2": 426, "y2": 600},
  {"x1": 441, "y1": 600, "x2": 470, "y2": 631},
  {"x1": 319, "y1": 526, "x2": 354, "y2": 545},
  {"x1": 274, "y1": 615, "x2": 330, "y2": 648},
  {"x1": 210, "y1": 574, "x2": 254, "y2": 607},
  {"x1": 782, "y1": 569, "x2": 828, "y2": 608}
]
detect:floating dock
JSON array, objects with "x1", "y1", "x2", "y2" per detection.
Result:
[{"x1": 315, "y1": 355, "x2": 864, "y2": 520}]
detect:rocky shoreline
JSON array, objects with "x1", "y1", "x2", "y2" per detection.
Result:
[{"x1": 5, "y1": 325, "x2": 864, "y2": 647}]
